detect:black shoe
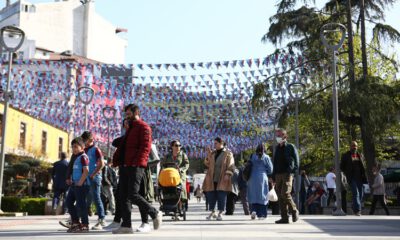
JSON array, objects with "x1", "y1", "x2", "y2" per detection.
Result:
[
  {"x1": 275, "y1": 219, "x2": 289, "y2": 224},
  {"x1": 292, "y1": 210, "x2": 299, "y2": 222}
]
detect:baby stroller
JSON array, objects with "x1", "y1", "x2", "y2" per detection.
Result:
[{"x1": 158, "y1": 166, "x2": 187, "y2": 221}]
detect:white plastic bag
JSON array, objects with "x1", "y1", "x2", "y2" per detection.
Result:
[{"x1": 268, "y1": 187, "x2": 278, "y2": 202}]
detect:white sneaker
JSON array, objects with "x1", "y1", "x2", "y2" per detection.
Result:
[
  {"x1": 251, "y1": 211, "x2": 257, "y2": 220},
  {"x1": 152, "y1": 212, "x2": 162, "y2": 230},
  {"x1": 206, "y1": 211, "x2": 216, "y2": 220},
  {"x1": 91, "y1": 219, "x2": 105, "y2": 230},
  {"x1": 258, "y1": 217, "x2": 266, "y2": 220},
  {"x1": 112, "y1": 226, "x2": 133, "y2": 234},
  {"x1": 104, "y1": 221, "x2": 120, "y2": 230},
  {"x1": 216, "y1": 214, "x2": 223, "y2": 221},
  {"x1": 136, "y1": 223, "x2": 151, "y2": 233}
]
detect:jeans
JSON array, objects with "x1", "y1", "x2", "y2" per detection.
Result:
[
  {"x1": 67, "y1": 184, "x2": 90, "y2": 225},
  {"x1": 118, "y1": 166, "x2": 158, "y2": 228},
  {"x1": 206, "y1": 189, "x2": 227, "y2": 212},
  {"x1": 350, "y1": 179, "x2": 363, "y2": 213},
  {"x1": 53, "y1": 187, "x2": 68, "y2": 213},
  {"x1": 102, "y1": 185, "x2": 116, "y2": 213},
  {"x1": 87, "y1": 176, "x2": 105, "y2": 220}
]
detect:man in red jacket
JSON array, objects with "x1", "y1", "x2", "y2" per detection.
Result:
[{"x1": 112, "y1": 104, "x2": 162, "y2": 234}]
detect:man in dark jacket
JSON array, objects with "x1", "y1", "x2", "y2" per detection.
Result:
[
  {"x1": 340, "y1": 141, "x2": 367, "y2": 216},
  {"x1": 52, "y1": 152, "x2": 69, "y2": 213},
  {"x1": 272, "y1": 128, "x2": 299, "y2": 224},
  {"x1": 112, "y1": 104, "x2": 162, "y2": 234}
]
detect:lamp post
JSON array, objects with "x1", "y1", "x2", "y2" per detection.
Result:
[
  {"x1": 0, "y1": 26, "x2": 25, "y2": 212},
  {"x1": 288, "y1": 81, "x2": 306, "y2": 209},
  {"x1": 321, "y1": 23, "x2": 346, "y2": 216},
  {"x1": 77, "y1": 86, "x2": 94, "y2": 130},
  {"x1": 102, "y1": 106, "x2": 116, "y2": 159},
  {"x1": 267, "y1": 106, "x2": 282, "y2": 157}
]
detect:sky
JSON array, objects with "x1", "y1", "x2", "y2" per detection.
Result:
[{"x1": 3, "y1": 0, "x2": 400, "y2": 65}]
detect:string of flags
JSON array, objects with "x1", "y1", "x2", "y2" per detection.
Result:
[{"x1": 0, "y1": 53, "x2": 315, "y2": 158}]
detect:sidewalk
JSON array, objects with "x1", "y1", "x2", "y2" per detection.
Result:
[{"x1": 0, "y1": 199, "x2": 399, "y2": 239}]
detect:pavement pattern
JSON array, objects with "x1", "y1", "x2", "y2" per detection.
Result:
[{"x1": 0, "y1": 200, "x2": 399, "y2": 240}]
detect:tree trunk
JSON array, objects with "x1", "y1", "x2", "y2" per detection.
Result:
[
  {"x1": 360, "y1": 0, "x2": 368, "y2": 81},
  {"x1": 360, "y1": 117, "x2": 377, "y2": 184},
  {"x1": 346, "y1": 0, "x2": 355, "y2": 88}
]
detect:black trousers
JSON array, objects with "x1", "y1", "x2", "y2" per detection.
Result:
[
  {"x1": 341, "y1": 189, "x2": 347, "y2": 213},
  {"x1": 327, "y1": 188, "x2": 336, "y2": 206},
  {"x1": 118, "y1": 166, "x2": 157, "y2": 228},
  {"x1": 369, "y1": 195, "x2": 389, "y2": 215},
  {"x1": 225, "y1": 192, "x2": 237, "y2": 215}
]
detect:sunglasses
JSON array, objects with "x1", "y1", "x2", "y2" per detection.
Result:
[{"x1": 173, "y1": 144, "x2": 181, "y2": 147}]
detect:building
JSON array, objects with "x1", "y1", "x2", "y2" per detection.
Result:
[
  {"x1": 0, "y1": 104, "x2": 70, "y2": 161},
  {"x1": 0, "y1": 0, "x2": 127, "y2": 64}
]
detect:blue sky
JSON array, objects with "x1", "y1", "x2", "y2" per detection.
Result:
[{"x1": 5, "y1": 0, "x2": 400, "y2": 64}]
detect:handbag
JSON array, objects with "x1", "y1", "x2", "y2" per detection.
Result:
[
  {"x1": 242, "y1": 161, "x2": 252, "y2": 181},
  {"x1": 268, "y1": 187, "x2": 278, "y2": 202}
]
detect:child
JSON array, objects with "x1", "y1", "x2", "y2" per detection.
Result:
[
  {"x1": 81, "y1": 131, "x2": 106, "y2": 230},
  {"x1": 66, "y1": 137, "x2": 90, "y2": 233}
]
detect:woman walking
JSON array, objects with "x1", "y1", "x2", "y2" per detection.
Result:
[
  {"x1": 202, "y1": 137, "x2": 235, "y2": 221},
  {"x1": 247, "y1": 144, "x2": 273, "y2": 220}
]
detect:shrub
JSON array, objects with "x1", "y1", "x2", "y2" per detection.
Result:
[
  {"x1": 20, "y1": 198, "x2": 47, "y2": 215},
  {"x1": 1, "y1": 196, "x2": 22, "y2": 212},
  {"x1": 1, "y1": 197, "x2": 47, "y2": 215}
]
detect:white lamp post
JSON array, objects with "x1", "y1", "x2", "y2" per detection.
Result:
[
  {"x1": 102, "y1": 106, "x2": 116, "y2": 159},
  {"x1": 77, "y1": 86, "x2": 94, "y2": 130},
  {"x1": 288, "y1": 81, "x2": 306, "y2": 209},
  {"x1": 321, "y1": 23, "x2": 346, "y2": 216},
  {"x1": 0, "y1": 26, "x2": 25, "y2": 212}
]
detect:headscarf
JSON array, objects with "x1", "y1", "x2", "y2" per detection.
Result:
[{"x1": 256, "y1": 143, "x2": 265, "y2": 157}]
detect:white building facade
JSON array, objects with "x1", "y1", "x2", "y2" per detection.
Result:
[{"x1": 0, "y1": 0, "x2": 127, "y2": 64}]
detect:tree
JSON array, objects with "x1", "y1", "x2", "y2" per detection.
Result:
[{"x1": 257, "y1": 0, "x2": 400, "y2": 178}]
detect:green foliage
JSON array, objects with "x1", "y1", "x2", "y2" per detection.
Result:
[
  {"x1": 12, "y1": 163, "x2": 30, "y2": 176},
  {"x1": 20, "y1": 198, "x2": 47, "y2": 215},
  {"x1": 255, "y1": 0, "x2": 400, "y2": 177},
  {"x1": 1, "y1": 196, "x2": 22, "y2": 212},
  {"x1": 1, "y1": 197, "x2": 47, "y2": 215}
]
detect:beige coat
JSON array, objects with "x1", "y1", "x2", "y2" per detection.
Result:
[{"x1": 202, "y1": 148, "x2": 235, "y2": 192}]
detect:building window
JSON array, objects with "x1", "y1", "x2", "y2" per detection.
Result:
[
  {"x1": 41, "y1": 131, "x2": 47, "y2": 154},
  {"x1": 58, "y1": 137, "x2": 63, "y2": 158},
  {"x1": 19, "y1": 122, "x2": 26, "y2": 149}
]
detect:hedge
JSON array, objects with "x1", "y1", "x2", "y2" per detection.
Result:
[{"x1": 1, "y1": 197, "x2": 48, "y2": 215}]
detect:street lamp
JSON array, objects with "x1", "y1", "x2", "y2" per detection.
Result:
[
  {"x1": 321, "y1": 23, "x2": 346, "y2": 216},
  {"x1": 77, "y1": 86, "x2": 94, "y2": 130},
  {"x1": 288, "y1": 80, "x2": 306, "y2": 209},
  {"x1": 0, "y1": 26, "x2": 25, "y2": 212},
  {"x1": 102, "y1": 106, "x2": 116, "y2": 159},
  {"x1": 267, "y1": 105, "x2": 282, "y2": 157}
]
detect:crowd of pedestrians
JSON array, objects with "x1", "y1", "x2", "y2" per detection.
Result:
[{"x1": 51, "y1": 106, "x2": 393, "y2": 234}]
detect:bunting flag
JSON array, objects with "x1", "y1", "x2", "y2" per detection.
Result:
[{"x1": 0, "y1": 53, "x2": 311, "y2": 158}]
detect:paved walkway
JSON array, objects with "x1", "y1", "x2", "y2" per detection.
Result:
[{"x1": 0, "y1": 200, "x2": 399, "y2": 239}]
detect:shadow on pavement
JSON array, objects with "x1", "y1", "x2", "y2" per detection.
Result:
[{"x1": 302, "y1": 218, "x2": 400, "y2": 237}]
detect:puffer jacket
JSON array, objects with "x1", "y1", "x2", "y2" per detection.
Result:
[{"x1": 113, "y1": 119, "x2": 152, "y2": 167}]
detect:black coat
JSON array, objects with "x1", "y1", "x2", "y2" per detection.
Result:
[
  {"x1": 52, "y1": 159, "x2": 69, "y2": 190},
  {"x1": 340, "y1": 151, "x2": 367, "y2": 183}
]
